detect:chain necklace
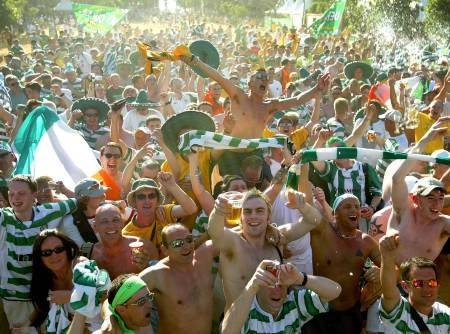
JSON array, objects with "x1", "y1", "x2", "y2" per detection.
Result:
[{"x1": 330, "y1": 222, "x2": 358, "y2": 239}]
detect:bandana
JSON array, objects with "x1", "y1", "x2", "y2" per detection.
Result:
[
  {"x1": 108, "y1": 276, "x2": 147, "y2": 334},
  {"x1": 332, "y1": 193, "x2": 360, "y2": 213}
]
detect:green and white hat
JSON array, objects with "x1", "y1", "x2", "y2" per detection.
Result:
[{"x1": 127, "y1": 178, "x2": 163, "y2": 208}]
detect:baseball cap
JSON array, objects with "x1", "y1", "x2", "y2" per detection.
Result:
[
  {"x1": 411, "y1": 177, "x2": 447, "y2": 196},
  {"x1": 135, "y1": 127, "x2": 151, "y2": 135},
  {"x1": 74, "y1": 178, "x2": 108, "y2": 198}
]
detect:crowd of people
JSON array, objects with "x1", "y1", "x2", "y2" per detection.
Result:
[{"x1": 0, "y1": 12, "x2": 449, "y2": 334}]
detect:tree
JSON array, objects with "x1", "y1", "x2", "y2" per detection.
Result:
[{"x1": 425, "y1": 0, "x2": 450, "y2": 37}]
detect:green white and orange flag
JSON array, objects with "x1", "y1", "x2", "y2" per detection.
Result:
[
  {"x1": 73, "y1": 3, "x2": 128, "y2": 35},
  {"x1": 12, "y1": 106, "x2": 101, "y2": 190},
  {"x1": 309, "y1": 0, "x2": 347, "y2": 36}
]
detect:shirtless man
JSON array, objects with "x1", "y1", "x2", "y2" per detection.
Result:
[
  {"x1": 182, "y1": 55, "x2": 330, "y2": 176},
  {"x1": 92, "y1": 204, "x2": 158, "y2": 279},
  {"x1": 302, "y1": 193, "x2": 381, "y2": 334},
  {"x1": 139, "y1": 223, "x2": 218, "y2": 334},
  {"x1": 182, "y1": 56, "x2": 329, "y2": 139},
  {"x1": 390, "y1": 117, "x2": 450, "y2": 264},
  {"x1": 208, "y1": 188, "x2": 323, "y2": 309}
]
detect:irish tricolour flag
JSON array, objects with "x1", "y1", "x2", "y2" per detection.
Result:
[{"x1": 13, "y1": 106, "x2": 101, "y2": 190}]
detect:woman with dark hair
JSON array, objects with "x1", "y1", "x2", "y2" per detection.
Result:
[{"x1": 30, "y1": 229, "x2": 85, "y2": 331}]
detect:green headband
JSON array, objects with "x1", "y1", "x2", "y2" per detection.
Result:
[{"x1": 108, "y1": 276, "x2": 148, "y2": 333}]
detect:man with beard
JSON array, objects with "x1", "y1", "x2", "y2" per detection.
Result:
[
  {"x1": 208, "y1": 188, "x2": 323, "y2": 310},
  {"x1": 181, "y1": 56, "x2": 329, "y2": 176},
  {"x1": 91, "y1": 204, "x2": 158, "y2": 280},
  {"x1": 301, "y1": 194, "x2": 381, "y2": 334},
  {"x1": 139, "y1": 223, "x2": 218, "y2": 334}
]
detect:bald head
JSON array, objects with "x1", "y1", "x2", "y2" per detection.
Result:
[{"x1": 161, "y1": 223, "x2": 189, "y2": 247}]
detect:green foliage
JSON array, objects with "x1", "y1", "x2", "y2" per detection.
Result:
[{"x1": 425, "y1": 0, "x2": 450, "y2": 37}]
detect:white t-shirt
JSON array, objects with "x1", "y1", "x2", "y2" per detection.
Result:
[
  {"x1": 268, "y1": 80, "x2": 282, "y2": 98},
  {"x1": 170, "y1": 92, "x2": 192, "y2": 114},
  {"x1": 271, "y1": 186, "x2": 313, "y2": 274},
  {"x1": 123, "y1": 109, "x2": 165, "y2": 132}
]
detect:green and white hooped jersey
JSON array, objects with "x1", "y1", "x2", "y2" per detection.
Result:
[
  {"x1": 0, "y1": 199, "x2": 77, "y2": 301},
  {"x1": 75, "y1": 124, "x2": 110, "y2": 151},
  {"x1": 242, "y1": 289, "x2": 328, "y2": 334},
  {"x1": 326, "y1": 117, "x2": 346, "y2": 138},
  {"x1": 379, "y1": 296, "x2": 450, "y2": 333},
  {"x1": 192, "y1": 211, "x2": 219, "y2": 275}
]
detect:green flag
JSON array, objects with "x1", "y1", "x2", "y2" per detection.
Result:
[
  {"x1": 72, "y1": 3, "x2": 128, "y2": 35},
  {"x1": 309, "y1": 0, "x2": 346, "y2": 36}
]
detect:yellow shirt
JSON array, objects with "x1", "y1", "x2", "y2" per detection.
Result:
[
  {"x1": 262, "y1": 127, "x2": 309, "y2": 151},
  {"x1": 161, "y1": 150, "x2": 212, "y2": 229},
  {"x1": 122, "y1": 204, "x2": 176, "y2": 252},
  {"x1": 415, "y1": 112, "x2": 449, "y2": 154}
]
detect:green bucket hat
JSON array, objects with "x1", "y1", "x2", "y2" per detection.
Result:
[
  {"x1": 126, "y1": 178, "x2": 163, "y2": 208},
  {"x1": 71, "y1": 97, "x2": 110, "y2": 123},
  {"x1": 161, "y1": 111, "x2": 215, "y2": 153},
  {"x1": 344, "y1": 61, "x2": 373, "y2": 80},
  {"x1": 127, "y1": 90, "x2": 160, "y2": 108},
  {"x1": 189, "y1": 40, "x2": 220, "y2": 78}
]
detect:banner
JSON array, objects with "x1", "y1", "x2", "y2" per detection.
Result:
[
  {"x1": 72, "y1": 3, "x2": 128, "y2": 35},
  {"x1": 309, "y1": 0, "x2": 346, "y2": 36}
]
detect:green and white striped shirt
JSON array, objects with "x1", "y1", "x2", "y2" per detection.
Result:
[
  {"x1": 319, "y1": 160, "x2": 382, "y2": 205},
  {"x1": 242, "y1": 289, "x2": 328, "y2": 334},
  {"x1": 75, "y1": 124, "x2": 110, "y2": 151},
  {"x1": 326, "y1": 117, "x2": 346, "y2": 138},
  {"x1": 379, "y1": 296, "x2": 450, "y2": 333},
  {"x1": 0, "y1": 199, "x2": 77, "y2": 301}
]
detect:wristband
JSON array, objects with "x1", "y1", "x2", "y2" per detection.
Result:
[{"x1": 300, "y1": 272, "x2": 308, "y2": 286}]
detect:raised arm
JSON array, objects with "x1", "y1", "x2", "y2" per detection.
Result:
[
  {"x1": 433, "y1": 69, "x2": 449, "y2": 103},
  {"x1": 391, "y1": 117, "x2": 450, "y2": 214},
  {"x1": 188, "y1": 152, "x2": 214, "y2": 215},
  {"x1": 279, "y1": 190, "x2": 324, "y2": 243},
  {"x1": 222, "y1": 260, "x2": 278, "y2": 334},
  {"x1": 121, "y1": 144, "x2": 148, "y2": 191},
  {"x1": 379, "y1": 233, "x2": 401, "y2": 313},
  {"x1": 278, "y1": 263, "x2": 342, "y2": 302},
  {"x1": 303, "y1": 95, "x2": 322, "y2": 134},
  {"x1": 208, "y1": 194, "x2": 236, "y2": 251},
  {"x1": 182, "y1": 56, "x2": 243, "y2": 100},
  {"x1": 153, "y1": 127, "x2": 180, "y2": 178},
  {"x1": 344, "y1": 106, "x2": 374, "y2": 147},
  {"x1": 157, "y1": 171, "x2": 197, "y2": 218},
  {"x1": 270, "y1": 73, "x2": 329, "y2": 113}
]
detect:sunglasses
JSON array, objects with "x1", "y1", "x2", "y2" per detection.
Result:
[
  {"x1": 169, "y1": 235, "x2": 194, "y2": 249},
  {"x1": 84, "y1": 113, "x2": 99, "y2": 118},
  {"x1": 41, "y1": 246, "x2": 66, "y2": 257},
  {"x1": 135, "y1": 192, "x2": 158, "y2": 201},
  {"x1": 103, "y1": 153, "x2": 121, "y2": 159},
  {"x1": 406, "y1": 279, "x2": 439, "y2": 288},
  {"x1": 125, "y1": 292, "x2": 154, "y2": 307}
]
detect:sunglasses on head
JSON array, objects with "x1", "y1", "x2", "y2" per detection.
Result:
[
  {"x1": 125, "y1": 292, "x2": 154, "y2": 307},
  {"x1": 135, "y1": 192, "x2": 158, "y2": 201},
  {"x1": 169, "y1": 235, "x2": 194, "y2": 249},
  {"x1": 103, "y1": 153, "x2": 121, "y2": 159},
  {"x1": 41, "y1": 246, "x2": 66, "y2": 257},
  {"x1": 406, "y1": 279, "x2": 439, "y2": 288}
]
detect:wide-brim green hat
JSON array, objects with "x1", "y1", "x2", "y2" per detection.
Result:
[
  {"x1": 71, "y1": 97, "x2": 109, "y2": 123},
  {"x1": 127, "y1": 178, "x2": 163, "y2": 208},
  {"x1": 127, "y1": 90, "x2": 160, "y2": 108},
  {"x1": 344, "y1": 61, "x2": 373, "y2": 80},
  {"x1": 189, "y1": 40, "x2": 220, "y2": 78},
  {"x1": 161, "y1": 111, "x2": 215, "y2": 153}
]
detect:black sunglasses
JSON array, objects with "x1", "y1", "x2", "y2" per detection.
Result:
[
  {"x1": 135, "y1": 193, "x2": 158, "y2": 201},
  {"x1": 169, "y1": 235, "x2": 194, "y2": 249},
  {"x1": 255, "y1": 72, "x2": 268, "y2": 80},
  {"x1": 103, "y1": 153, "x2": 121, "y2": 159},
  {"x1": 41, "y1": 246, "x2": 66, "y2": 257}
]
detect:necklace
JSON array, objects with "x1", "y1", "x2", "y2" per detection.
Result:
[{"x1": 330, "y1": 222, "x2": 358, "y2": 239}]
